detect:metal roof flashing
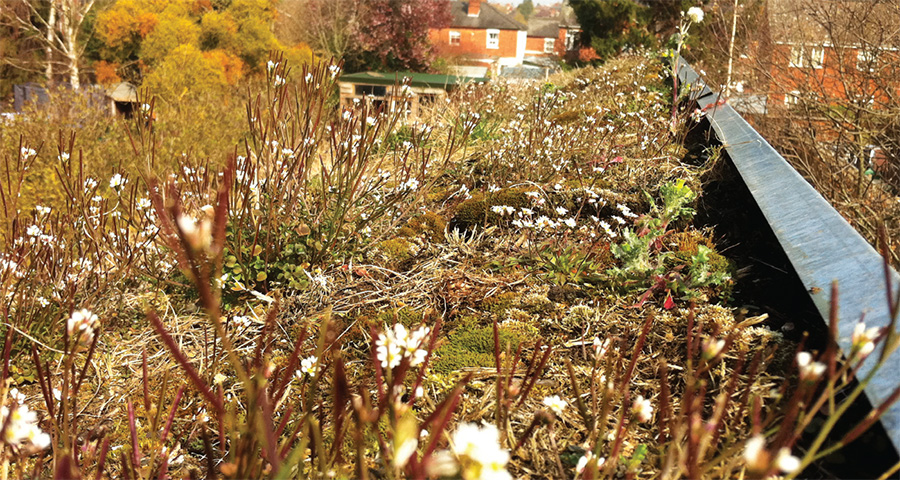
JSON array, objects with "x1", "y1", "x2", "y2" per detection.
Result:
[{"x1": 676, "y1": 59, "x2": 900, "y2": 457}]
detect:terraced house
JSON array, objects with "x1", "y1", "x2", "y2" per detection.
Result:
[{"x1": 429, "y1": 0, "x2": 529, "y2": 71}]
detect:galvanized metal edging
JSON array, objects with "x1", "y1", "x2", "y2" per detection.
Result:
[{"x1": 676, "y1": 59, "x2": 900, "y2": 453}]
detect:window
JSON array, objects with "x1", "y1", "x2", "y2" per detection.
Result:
[
  {"x1": 449, "y1": 31, "x2": 461, "y2": 46},
  {"x1": 355, "y1": 85, "x2": 387, "y2": 97},
  {"x1": 486, "y1": 29, "x2": 500, "y2": 49},
  {"x1": 544, "y1": 38, "x2": 555, "y2": 54},
  {"x1": 789, "y1": 45, "x2": 825, "y2": 69},
  {"x1": 857, "y1": 50, "x2": 877, "y2": 72},
  {"x1": 785, "y1": 91, "x2": 801, "y2": 106},
  {"x1": 565, "y1": 31, "x2": 577, "y2": 51}
]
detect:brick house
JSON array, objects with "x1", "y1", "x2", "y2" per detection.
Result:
[
  {"x1": 524, "y1": 8, "x2": 581, "y2": 58},
  {"x1": 428, "y1": 0, "x2": 528, "y2": 70},
  {"x1": 761, "y1": 0, "x2": 900, "y2": 110}
]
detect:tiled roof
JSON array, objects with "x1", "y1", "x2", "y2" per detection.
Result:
[
  {"x1": 527, "y1": 18, "x2": 559, "y2": 38},
  {"x1": 448, "y1": 1, "x2": 526, "y2": 31}
]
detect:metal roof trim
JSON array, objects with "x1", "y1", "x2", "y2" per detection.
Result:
[{"x1": 677, "y1": 58, "x2": 900, "y2": 454}]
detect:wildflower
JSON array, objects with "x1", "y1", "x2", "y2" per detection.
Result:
[
  {"x1": 555, "y1": 206, "x2": 568, "y2": 216},
  {"x1": 617, "y1": 203, "x2": 638, "y2": 218},
  {"x1": 137, "y1": 198, "x2": 152, "y2": 210},
  {"x1": 298, "y1": 355, "x2": 318, "y2": 377},
  {"x1": 1, "y1": 403, "x2": 50, "y2": 450},
  {"x1": 576, "y1": 453, "x2": 605, "y2": 474},
  {"x1": 58, "y1": 152, "x2": 70, "y2": 162},
  {"x1": 376, "y1": 324, "x2": 430, "y2": 370},
  {"x1": 851, "y1": 322, "x2": 880, "y2": 360},
  {"x1": 702, "y1": 338, "x2": 726, "y2": 361},
  {"x1": 366, "y1": 116, "x2": 377, "y2": 127},
  {"x1": 328, "y1": 64, "x2": 341, "y2": 78},
  {"x1": 631, "y1": 395, "x2": 653, "y2": 422},
  {"x1": 519, "y1": 207, "x2": 534, "y2": 216},
  {"x1": 20, "y1": 147, "x2": 36, "y2": 158},
  {"x1": 35, "y1": 205, "x2": 51, "y2": 216},
  {"x1": 266, "y1": 60, "x2": 277, "y2": 71},
  {"x1": 274, "y1": 75, "x2": 286, "y2": 87},
  {"x1": 488, "y1": 184, "x2": 501, "y2": 193},
  {"x1": 743, "y1": 435, "x2": 767, "y2": 471},
  {"x1": 399, "y1": 178, "x2": 420, "y2": 192},
  {"x1": 687, "y1": 6, "x2": 704, "y2": 23},
  {"x1": 796, "y1": 351, "x2": 826, "y2": 380},
  {"x1": 67, "y1": 308, "x2": 99, "y2": 348},
  {"x1": 109, "y1": 173, "x2": 125, "y2": 189},
  {"x1": 593, "y1": 337, "x2": 610, "y2": 358},
  {"x1": 213, "y1": 373, "x2": 227, "y2": 384},
  {"x1": 140, "y1": 103, "x2": 150, "y2": 114},
  {"x1": 451, "y1": 423, "x2": 511, "y2": 480},
  {"x1": 490, "y1": 205, "x2": 515, "y2": 216},
  {"x1": 562, "y1": 218, "x2": 577, "y2": 228},
  {"x1": 26, "y1": 225, "x2": 42, "y2": 237},
  {"x1": 542, "y1": 395, "x2": 567, "y2": 415},
  {"x1": 774, "y1": 447, "x2": 801, "y2": 473}
]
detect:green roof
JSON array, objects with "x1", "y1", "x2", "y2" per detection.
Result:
[{"x1": 339, "y1": 71, "x2": 488, "y2": 89}]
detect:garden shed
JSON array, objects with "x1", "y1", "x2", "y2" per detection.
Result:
[{"x1": 337, "y1": 71, "x2": 488, "y2": 118}]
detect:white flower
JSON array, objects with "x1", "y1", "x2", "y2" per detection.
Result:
[
  {"x1": 743, "y1": 435, "x2": 766, "y2": 467},
  {"x1": 542, "y1": 395, "x2": 567, "y2": 415},
  {"x1": 1, "y1": 404, "x2": 50, "y2": 450},
  {"x1": 20, "y1": 147, "x2": 36, "y2": 158},
  {"x1": 796, "y1": 351, "x2": 826, "y2": 380},
  {"x1": 451, "y1": 423, "x2": 511, "y2": 480},
  {"x1": 109, "y1": 173, "x2": 125, "y2": 189},
  {"x1": 631, "y1": 395, "x2": 653, "y2": 423},
  {"x1": 555, "y1": 206, "x2": 568, "y2": 215},
  {"x1": 267, "y1": 60, "x2": 277, "y2": 71},
  {"x1": 26, "y1": 225, "x2": 42, "y2": 237},
  {"x1": 851, "y1": 322, "x2": 880, "y2": 360},
  {"x1": 376, "y1": 324, "x2": 430, "y2": 370},
  {"x1": 774, "y1": 447, "x2": 801, "y2": 473},
  {"x1": 562, "y1": 218, "x2": 577, "y2": 228},
  {"x1": 576, "y1": 453, "x2": 605, "y2": 474},
  {"x1": 58, "y1": 152, "x2": 70, "y2": 162},
  {"x1": 67, "y1": 308, "x2": 99, "y2": 348},
  {"x1": 274, "y1": 75, "x2": 286, "y2": 87},
  {"x1": 490, "y1": 205, "x2": 515, "y2": 216},
  {"x1": 298, "y1": 355, "x2": 318, "y2": 377},
  {"x1": 137, "y1": 198, "x2": 152, "y2": 210},
  {"x1": 366, "y1": 116, "x2": 377, "y2": 127},
  {"x1": 687, "y1": 6, "x2": 704, "y2": 23},
  {"x1": 702, "y1": 338, "x2": 725, "y2": 360}
]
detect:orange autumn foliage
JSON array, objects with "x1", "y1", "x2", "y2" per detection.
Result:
[
  {"x1": 203, "y1": 49, "x2": 244, "y2": 84},
  {"x1": 94, "y1": 61, "x2": 122, "y2": 84},
  {"x1": 96, "y1": 6, "x2": 159, "y2": 48}
]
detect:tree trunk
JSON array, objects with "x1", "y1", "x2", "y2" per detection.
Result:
[{"x1": 45, "y1": 0, "x2": 56, "y2": 81}]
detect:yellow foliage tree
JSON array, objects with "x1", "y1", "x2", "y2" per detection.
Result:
[
  {"x1": 203, "y1": 49, "x2": 244, "y2": 84},
  {"x1": 141, "y1": 8, "x2": 201, "y2": 64},
  {"x1": 144, "y1": 43, "x2": 225, "y2": 100}
]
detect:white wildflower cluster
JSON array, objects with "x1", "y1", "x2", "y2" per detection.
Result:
[
  {"x1": 490, "y1": 205, "x2": 515, "y2": 216},
  {"x1": 231, "y1": 315, "x2": 253, "y2": 330},
  {"x1": 743, "y1": 435, "x2": 800, "y2": 474},
  {"x1": 328, "y1": 64, "x2": 341, "y2": 79},
  {"x1": 20, "y1": 147, "x2": 36, "y2": 159},
  {"x1": 375, "y1": 324, "x2": 430, "y2": 370},
  {"x1": 67, "y1": 308, "x2": 100, "y2": 348},
  {"x1": 396, "y1": 178, "x2": 420, "y2": 192},
  {"x1": 1, "y1": 391, "x2": 50, "y2": 451},
  {"x1": 274, "y1": 75, "x2": 286, "y2": 87}
]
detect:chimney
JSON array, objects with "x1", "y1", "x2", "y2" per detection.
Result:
[{"x1": 468, "y1": 0, "x2": 481, "y2": 17}]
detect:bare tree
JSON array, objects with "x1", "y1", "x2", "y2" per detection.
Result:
[
  {"x1": 1, "y1": 0, "x2": 98, "y2": 88},
  {"x1": 277, "y1": 0, "x2": 359, "y2": 61},
  {"x1": 752, "y1": 0, "x2": 900, "y2": 263}
]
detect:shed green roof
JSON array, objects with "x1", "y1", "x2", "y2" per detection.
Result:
[{"x1": 339, "y1": 71, "x2": 488, "y2": 89}]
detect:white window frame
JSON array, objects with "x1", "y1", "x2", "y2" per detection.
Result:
[
  {"x1": 543, "y1": 38, "x2": 555, "y2": 53},
  {"x1": 449, "y1": 31, "x2": 461, "y2": 46},
  {"x1": 857, "y1": 50, "x2": 877, "y2": 72},
  {"x1": 789, "y1": 45, "x2": 825, "y2": 69},
  {"x1": 785, "y1": 90, "x2": 801, "y2": 106},
  {"x1": 486, "y1": 29, "x2": 500, "y2": 49}
]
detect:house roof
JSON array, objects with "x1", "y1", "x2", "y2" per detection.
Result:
[
  {"x1": 527, "y1": 18, "x2": 559, "y2": 38},
  {"x1": 448, "y1": 1, "x2": 526, "y2": 31},
  {"x1": 767, "y1": 0, "x2": 900, "y2": 47},
  {"x1": 339, "y1": 71, "x2": 488, "y2": 89},
  {"x1": 107, "y1": 82, "x2": 137, "y2": 102}
]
